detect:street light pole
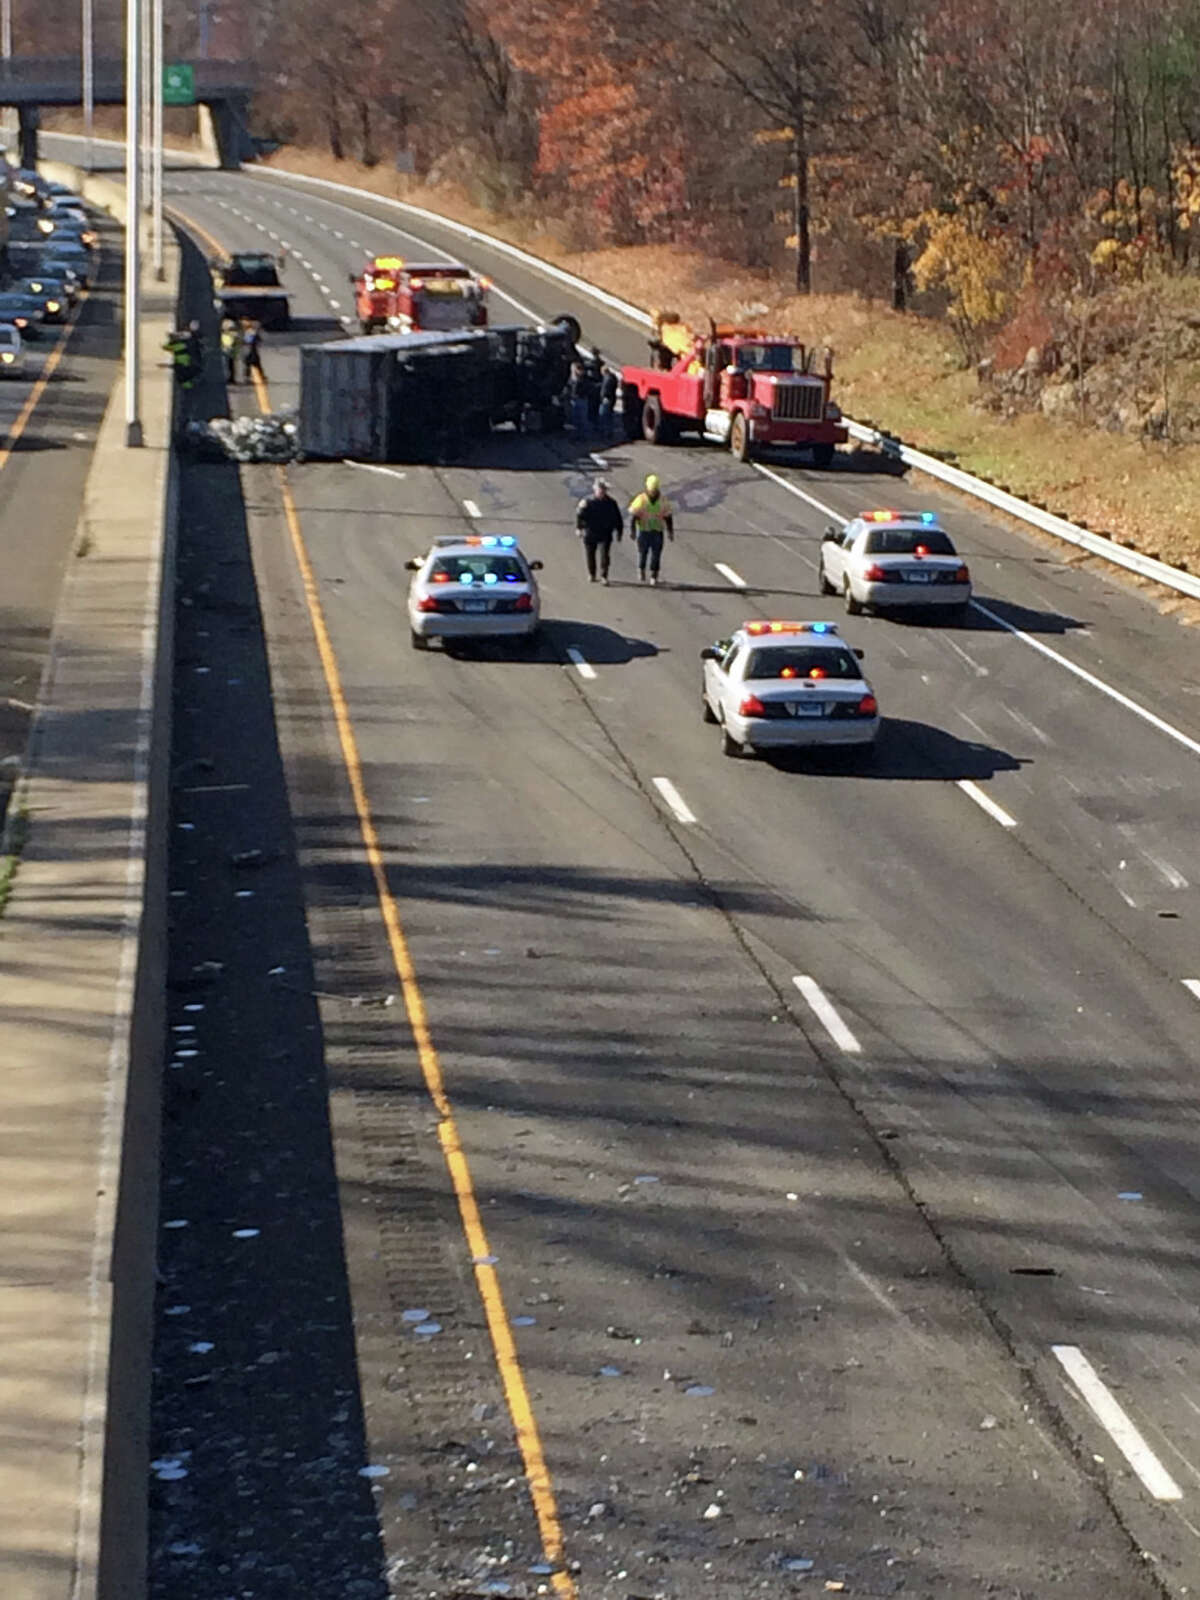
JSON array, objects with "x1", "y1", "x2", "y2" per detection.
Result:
[
  {"x1": 124, "y1": 0, "x2": 143, "y2": 447},
  {"x1": 151, "y1": 0, "x2": 163, "y2": 277},
  {"x1": 2, "y1": 0, "x2": 13, "y2": 157},
  {"x1": 140, "y1": 0, "x2": 151, "y2": 211},
  {"x1": 82, "y1": 0, "x2": 94, "y2": 172}
]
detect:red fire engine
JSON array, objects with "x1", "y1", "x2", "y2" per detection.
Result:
[
  {"x1": 621, "y1": 314, "x2": 847, "y2": 465},
  {"x1": 350, "y1": 256, "x2": 490, "y2": 335}
]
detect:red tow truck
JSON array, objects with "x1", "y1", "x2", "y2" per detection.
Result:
[
  {"x1": 350, "y1": 255, "x2": 490, "y2": 335},
  {"x1": 621, "y1": 314, "x2": 847, "y2": 465}
]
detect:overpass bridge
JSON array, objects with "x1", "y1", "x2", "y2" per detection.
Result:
[{"x1": 0, "y1": 58, "x2": 255, "y2": 168}]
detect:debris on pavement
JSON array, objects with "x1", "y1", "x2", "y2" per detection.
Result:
[{"x1": 184, "y1": 411, "x2": 300, "y2": 464}]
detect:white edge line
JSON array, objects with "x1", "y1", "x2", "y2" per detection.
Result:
[
  {"x1": 714, "y1": 562, "x2": 747, "y2": 589},
  {"x1": 752, "y1": 460, "x2": 840, "y2": 521},
  {"x1": 651, "y1": 776, "x2": 697, "y2": 825},
  {"x1": 463, "y1": 498, "x2": 482, "y2": 519},
  {"x1": 970, "y1": 599, "x2": 1200, "y2": 760},
  {"x1": 1183, "y1": 978, "x2": 1200, "y2": 1002},
  {"x1": 957, "y1": 778, "x2": 1018, "y2": 829},
  {"x1": 566, "y1": 646, "x2": 596, "y2": 681},
  {"x1": 1051, "y1": 1344, "x2": 1183, "y2": 1501},
  {"x1": 792, "y1": 975, "x2": 862, "y2": 1053}
]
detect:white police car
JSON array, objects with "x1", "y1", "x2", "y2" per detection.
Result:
[
  {"x1": 701, "y1": 620, "x2": 879, "y2": 758},
  {"x1": 405, "y1": 534, "x2": 543, "y2": 649},
  {"x1": 819, "y1": 509, "x2": 972, "y2": 619}
]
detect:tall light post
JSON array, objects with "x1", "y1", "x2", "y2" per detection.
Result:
[
  {"x1": 82, "y1": 0, "x2": 94, "y2": 171},
  {"x1": 140, "y1": 0, "x2": 151, "y2": 211},
  {"x1": 124, "y1": 0, "x2": 143, "y2": 447},
  {"x1": 151, "y1": 0, "x2": 162, "y2": 277},
  {"x1": 2, "y1": 0, "x2": 13, "y2": 157}
]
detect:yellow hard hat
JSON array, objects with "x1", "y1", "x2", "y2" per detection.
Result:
[{"x1": 645, "y1": 473, "x2": 660, "y2": 492}]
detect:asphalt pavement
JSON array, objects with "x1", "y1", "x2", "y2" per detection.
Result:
[{"x1": 141, "y1": 159, "x2": 1200, "y2": 1596}]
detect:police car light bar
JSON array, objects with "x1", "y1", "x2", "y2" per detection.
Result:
[{"x1": 743, "y1": 620, "x2": 839, "y2": 636}]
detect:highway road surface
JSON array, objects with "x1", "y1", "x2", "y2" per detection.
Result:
[{"x1": 127, "y1": 149, "x2": 1200, "y2": 1598}]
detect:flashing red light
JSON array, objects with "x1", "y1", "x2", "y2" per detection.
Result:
[
  {"x1": 738, "y1": 694, "x2": 766, "y2": 716},
  {"x1": 857, "y1": 693, "x2": 878, "y2": 716},
  {"x1": 864, "y1": 563, "x2": 888, "y2": 581},
  {"x1": 864, "y1": 509, "x2": 899, "y2": 522},
  {"x1": 416, "y1": 596, "x2": 442, "y2": 612},
  {"x1": 914, "y1": 544, "x2": 929, "y2": 556},
  {"x1": 745, "y1": 620, "x2": 804, "y2": 635},
  {"x1": 431, "y1": 572, "x2": 451, "y2": 583},
  {"x1": 808, "y1": 666, "x2": 827, "y2": 679},
  {"x1": 780, "y1": 666, "x2": 797, "y2": 679}
]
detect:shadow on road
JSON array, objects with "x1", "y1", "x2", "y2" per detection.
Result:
[{"x1": 764, "y1": 716, "x2": 1025, "y2": 781}]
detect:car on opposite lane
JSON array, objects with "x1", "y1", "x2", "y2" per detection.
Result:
[
  {"x1": 39, "y1": 243, "x2": 96, "y2": 287},
  {"x1": 406, "y1": 534, "x2": 543, "y2": 650},
  {"x1": 0, "y1": 326, "x2": 26, "y2": 378},
  {"x1": 701, "y1": 619, "x2": 879, "y2": 758},
  {"x1": 819, "y1": 509, "x2": 972, "y2": 621},
  {"x1": 13, "y1": 277, "x2": 68, "y2": 323},
  {"x1": 0, "y1": 292, "x2": 46, "y2": 339},
  {"x1": 36, "y1": 258, "x2": 84, "y2": 303}
]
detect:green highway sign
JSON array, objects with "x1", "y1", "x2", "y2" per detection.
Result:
[{"x1": 163, "y1": 64, "x2": 196, "y2": 106}]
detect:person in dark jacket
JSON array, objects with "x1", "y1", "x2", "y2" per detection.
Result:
[
  {"x1": 598, "y1": 366, "x2": 619, "y2": 439},
  {"x1": 575, "y1": 477, "x2": 624, "y2": 583}
]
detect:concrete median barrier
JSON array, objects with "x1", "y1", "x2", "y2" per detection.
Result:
[{"x1": 0, "y1": 164, "x2": 178, "y2": 1600}]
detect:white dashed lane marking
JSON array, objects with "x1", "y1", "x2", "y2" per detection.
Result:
[
  {"x1": 714, "y1": 562, "x2": 746, "y2": 588},
  {"x1": 651, "y1": 777, "x2": 697, "y2": 825},
  {"x1": 957, "y1": 779, "x2": 1018, "y2": 829},
  {"x1": 1183, "y1": 978, "x2": 1200, "y2": 1002},
  {"x1": 792, "y1": 975, "x2": 861, "y2": 1054},
  {"x1": 463, "y1": 499, "x2": 482, "y2": 519},
  {"x1": 566, "y1": 647, "x2": 596, "y2": 681}
]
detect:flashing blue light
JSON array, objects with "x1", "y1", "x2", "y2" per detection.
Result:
[
  {"x1": 811, "y1": 622, "x2": 830, "y2": 633},
  {"x1": 460, "y1": 572, "x2": 474, "y2": 585},
  {"x1": 499, "y1": 535, "x2": 517, "y2": 547},
  {"x1": 503, "y1": 574, "x2": 518, "y2": 582},
  {"x1": 483, "y1": 571, "x2": 498, "y2": 584},
  {"x1": 920, "y1": 511, "x2": 936, "y2": 523}
]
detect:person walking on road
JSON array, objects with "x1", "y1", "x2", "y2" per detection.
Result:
[
  {"x1": 628, "y1": 473, "x2": 674, "y2": 585},
  {"x1": 598, "y1": 366, "x2": 619, "y2": 439},
  {"x1": 221, "y1": 319, "x2": 242, "y2": 385},
  {"x1": 241, "y1": 320, "x2": 264, "y2": 386},
  {"x1": 163, "y1": 326, "x2": 198, "y2": 390},
  {"x1": 575, "y1": 477, "x2": 623, "y2": 584}
]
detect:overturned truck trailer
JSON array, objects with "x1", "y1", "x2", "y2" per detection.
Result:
[{"x1": 298, "y1": 319, "x2": 579, "y2": 462}]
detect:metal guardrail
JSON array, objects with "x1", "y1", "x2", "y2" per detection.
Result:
[{"x1": 227, "y1": 163, "x2": 1200, "y2": 604}]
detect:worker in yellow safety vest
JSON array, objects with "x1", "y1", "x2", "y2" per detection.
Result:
[{"x1": 627, "y1": 474, "x2": 675, "y2": 585}]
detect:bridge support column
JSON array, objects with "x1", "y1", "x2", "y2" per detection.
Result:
[
  {"x1": 208, "y1": 95, "x2": 251, "y2": 169},
  {"x1": 18, "y1": 104, "x2": 40, "y2": 170}
]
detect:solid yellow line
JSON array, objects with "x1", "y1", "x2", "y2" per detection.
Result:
[
  {"x1": 0, "y1": 286, "x2": 91, "y2": 475},
  {"x1": 164, "y1": 204, "x2": 228, "y2": 266},
  {"x1": 247, "y1": 364, "x2": 577, "y2": 1594}
]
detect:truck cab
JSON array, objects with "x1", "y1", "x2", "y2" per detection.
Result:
[
  {"x1": 622, "y1": 319, "x2": 847, "y2": 466},
  {"x1": 352, "y1": 257, "x2": 490, "y2": 335}
]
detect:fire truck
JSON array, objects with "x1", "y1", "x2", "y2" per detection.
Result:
[
  {"x1": 350, "y1": 256, "x2": 490, "y2": 335},
  {"x1": 621, "y1": 314, "x2": 847, "y2": 465}
]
